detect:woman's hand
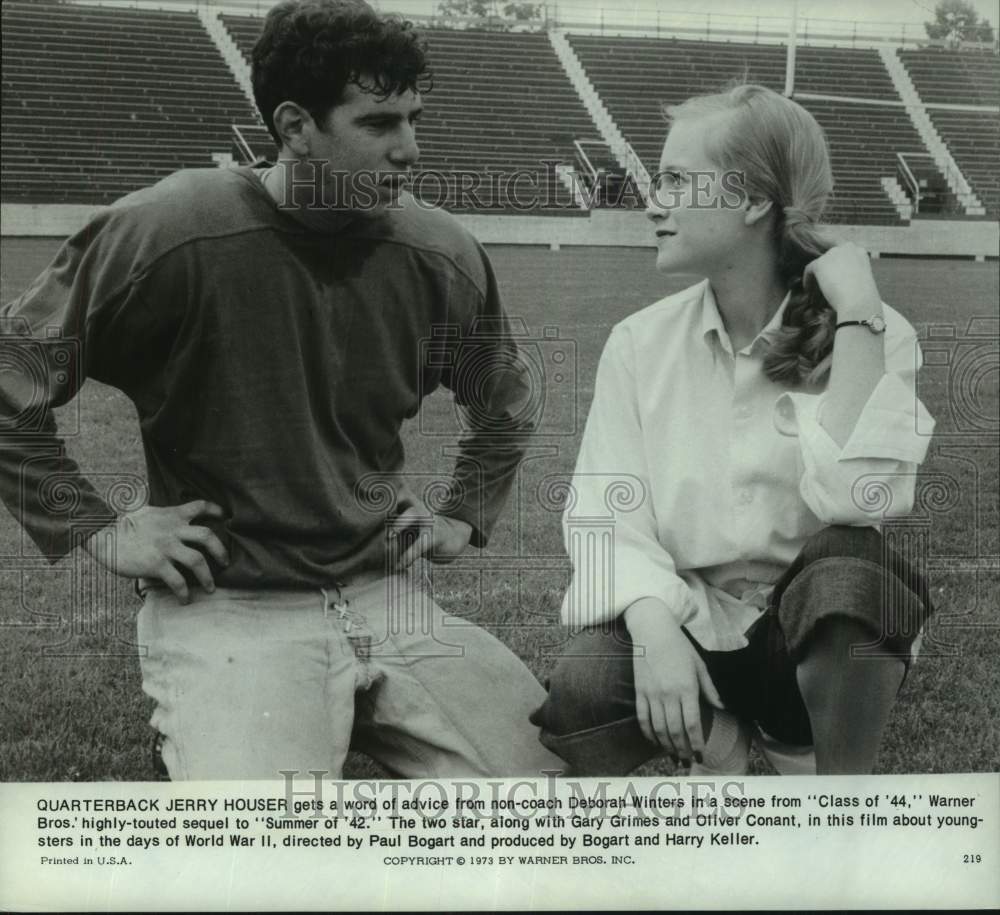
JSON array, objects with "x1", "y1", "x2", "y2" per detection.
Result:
[
  {"x1": 803, "y1": 242, "x2": 883, "y2": 319},
  {"x1": 625, "y1": 598, "x2": 724, "y2": 763}
]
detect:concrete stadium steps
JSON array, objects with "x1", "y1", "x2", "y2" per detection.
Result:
[
  {"x1": 221, "y1": 16, "x2": 597, "y2": 212},
  {"x1": 798, "y1": 99, "x2": 938, "y2": 224},
  {"x1": 899, "y1": 48, "x2": 1000, "y2": 107},
  {"x1": 388, "y1": 29, "x2": 598, "y2": 211},
  {"x1": 896, "y1": 48, "x2": 999, "y2": 217},
  {"x1": 926, "y1": 108, "x2": 1000, "y2": 217},
  {"x1": 565, "y1": 33, "x2": 924, "y2": 225},
  {"x1": 1, "y1": 0, "x2": 259, "y2": 204},
  {"x1": 220, "y1": 11, "x2": 265, "y2": 54}
]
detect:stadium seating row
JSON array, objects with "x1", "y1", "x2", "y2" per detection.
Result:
[
  {"x1": 927, "y1": 108, "x2": 1000, "y2": 215},
  {"x1": 221, "y1": 16, "x2": 598, "y2": 212},
  {"x1": 1, "y1": 0, "x2": 256, "y2": 203},
  {"x1": 1, "y1": 0, "x2": 996, "y2": 220},
  {"x1": 567, "y1": 35, "x2": 949, "y2": 223},
  {"x1": 567, "y1": 35, "x2": 902, "y2": 101},
  {"x1": 899, "y1": 48, "x2": 1000, "y2": 107},
  {"x1": 897, "y1": 49, "x2": 999, "y2": 213}
]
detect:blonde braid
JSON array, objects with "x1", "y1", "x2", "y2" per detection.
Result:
[{"x1": 762, "y1": 208, "x2": 836, "y2": 387}]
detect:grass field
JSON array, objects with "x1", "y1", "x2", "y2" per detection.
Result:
[{"x1": 1, "y1": 237, "x2": 998, "y2": 780}]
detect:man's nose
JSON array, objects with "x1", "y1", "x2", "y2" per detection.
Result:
[{"x1": 391, "y1": 124, "x2": 420, "y2": 166}]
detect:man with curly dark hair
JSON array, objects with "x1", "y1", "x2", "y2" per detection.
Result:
[{"x1": 1, "y1": 0, "x2": 563, "y2": 780}]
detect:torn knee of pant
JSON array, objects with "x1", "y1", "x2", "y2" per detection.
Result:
[
  {"x1": 346, "y1": 630, "x2": 384, "y2": 691},
  {"x1": 355, "y1": 662, "x2": 384, "y2": 692}
]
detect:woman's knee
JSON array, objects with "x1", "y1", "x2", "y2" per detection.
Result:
[
  {"x1": 533, "y1": 627, "x2": 635, "y2": 737},
  {"x1": 779, "y1": 525, "x2": 930, "y2": 658},
  {"x1": 799, "y1": 525, "x2": 882, "y2": 566}
]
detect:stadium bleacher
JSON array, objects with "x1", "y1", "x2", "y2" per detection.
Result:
[
  {"x1": 899, "y1": 48, "x2": 999, "y2": 217},
  {"x1": 0, "y1": 1, "x2": 996, "y2": 223},
  {"x1": 566, "y1": 34, "x2": 961, "y2": 224},
  {"x1": 925, "y1": 108, "x2": 1000, "y2": 217},
  {"x1": 1, "y1": 0, "x2": 259, "y2": 204},
  {"x1": 794, "y1": 45, "x2": 904, "y2": 100},
  {"x1": 222, "y1": 15, "x2": 599, "y2": 211},
  {"x1": 899, "y1": 48, "x2": 1000, "y2": 107}
]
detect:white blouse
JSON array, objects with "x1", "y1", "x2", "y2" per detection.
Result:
[{"x1": 560, "y1": 280, "x2": 935, "y2": 651}]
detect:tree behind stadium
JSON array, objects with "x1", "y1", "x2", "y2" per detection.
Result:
[
  {"x1": 432, "y1": 0, "x2": 543, "y2": 30},
  {"x1": 924, "y1": 0, "x2": 995, "y2": 46}
]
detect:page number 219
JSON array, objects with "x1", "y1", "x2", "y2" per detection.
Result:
[{"x1": 962, "y1": 854, "x2": 982, "y2": 863}]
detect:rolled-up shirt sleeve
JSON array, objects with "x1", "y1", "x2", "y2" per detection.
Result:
[
  {"x1": 773, "y1": 323, "x2": 935, "y2": 524},
  {"x1": 560, "y1": 328, "x2": 697, "y2": 629}
]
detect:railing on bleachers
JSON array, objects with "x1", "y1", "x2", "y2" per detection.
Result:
[
  {"x1": 221, "y1": 13, "x2": 598, "y2": 214},
  {"x1": 571, "y1": 139, "x2": 641, "y2": 209},
  {"x1": 565, "y1": 33, "x2": 963, "y2": 224},
  {"x1": 230, "y1": 123, "x2": 275, "y2": 166},
  {"x1": 896, "y1": 152, "x2": 961, "y2": 216},
  {"x1": 897, "y1": 48, "x2": 999, "y2": 217}
]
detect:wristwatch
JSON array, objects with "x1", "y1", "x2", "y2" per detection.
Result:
[{"x1": 835, "y1": 315, "x2": 886, "y2": 334}]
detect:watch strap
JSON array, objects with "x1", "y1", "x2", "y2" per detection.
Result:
[{"x1": 836, "y1": 315, "x2": 886, "y2": 334}]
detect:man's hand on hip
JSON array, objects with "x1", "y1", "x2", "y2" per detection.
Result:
[
  {"x1": 390, "y1": 503, "x2": 473, "y2": 571},
  {"x1": 81, "y1": 500, "x2": 229, "y2": 604}
]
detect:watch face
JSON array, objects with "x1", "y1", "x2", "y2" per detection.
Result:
[{"x1": 868, "y1": 315, "x2": 887, "y2": 334}]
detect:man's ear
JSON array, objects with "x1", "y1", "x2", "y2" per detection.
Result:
[
  {"x1": 744, "y1": 197, "x2": 775, "y2": 228},
  {"x1": 272, "y1": 102, "x2": 313, "y2": 156}
]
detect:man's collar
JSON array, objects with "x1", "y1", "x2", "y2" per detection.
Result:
[{"x1": 257, "y1": 162, "x2": 367, "y2": 235}]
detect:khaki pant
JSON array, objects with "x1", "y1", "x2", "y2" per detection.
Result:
[{"x1": 137, "y1": 572, "x2": 563, "y2": 780}]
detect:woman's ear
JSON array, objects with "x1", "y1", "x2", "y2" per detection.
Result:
[
  {"x1": 272, "y1": 102, "x2": 312, "y2": 157},
  {"x1": 744, "y1": 197, "x2": 775, "y2": 228}
]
